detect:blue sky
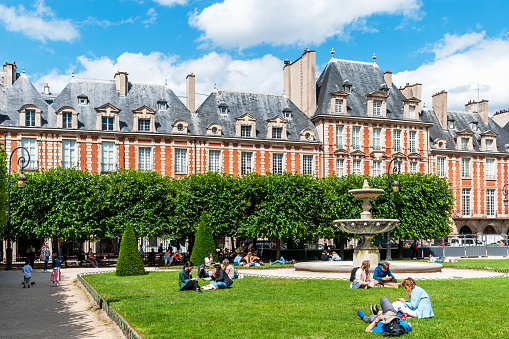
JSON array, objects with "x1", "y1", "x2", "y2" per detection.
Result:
[{"x1": 1, "y1": 0, "x2": 508, "y2": 112}]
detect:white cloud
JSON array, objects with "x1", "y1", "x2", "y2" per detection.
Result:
[
  {"x1": 394, "y1": 32, "x2": 509, "y2": 114},
  {"x1": 152, "y1": 0, "x2": 188, "y2": 7},
  {"x1": 0, "y1": 1, "x2": 79, "y2": 42},
  {"x1": 189, "y1": 0, "x2": 421, "y2": 49},
  {"x1": 143, "y1": 8, "x2": 158, "y2": 27},
  {"x1": 33, "y1": 52, "x2": 283, "y2": 107}
]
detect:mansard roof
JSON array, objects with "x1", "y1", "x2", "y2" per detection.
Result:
[
  {"x1": 195, "y1": 90, "x2": 319, "y2": 142},
  {"x1": 314, "y1": 59, "x2": 408, "y2": 119},
  {"x1": 421, "y1": 108, "x2": 509, "y2": 153}
]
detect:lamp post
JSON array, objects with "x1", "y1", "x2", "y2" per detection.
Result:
[
  {"x1": 5, "y1": 147, "x2": 30, "y2": 271},
  {"x1": 503, "y1": 184, "x2": 509, "y2": 207},
  {"x1": 386, "y1": 158, "x2": 400, "y2": 261}
]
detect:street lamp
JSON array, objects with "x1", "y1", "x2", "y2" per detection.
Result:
[
  {"x1": 5, "y1": 147, "x2": 30, "y2": 271},
  {"x1": 503, "y1": 184, "x2": 509, "y2": 207},
  {"x1": 386, "y1": 158, "x2": 400, "y2": 261}
]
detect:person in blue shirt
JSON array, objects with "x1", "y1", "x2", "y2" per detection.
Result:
[
  {"x1": 373, "y1": 262, "x2": 397, "y2": 285},
  {"x1": 50, "y1": 253, "x2": 61, "y2": 287},
  {"x1": 357, "y1": 297, "x2": 412, "y2": 334},
  {"x1": 22, "y1": 259, "x2": 33, "y2": 288},
  {"x1": 392, "y1": 277, "x2": 434, "y2": 319},
  {"x1": 330, "y1": 251, "x2": 342, "y2": 261}
]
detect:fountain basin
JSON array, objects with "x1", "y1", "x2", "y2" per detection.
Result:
[
  {"x1": 294, "y1": 261, "x2": 443, "y2": 273},
  {"x1": 336, "y1": 219, "x2": 399, "y2": 235},
  {"x1": 349, "y1": 188, "x2": 384, "y2": 199}
]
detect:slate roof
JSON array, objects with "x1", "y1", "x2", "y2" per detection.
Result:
[
  {"x1": 195, "y1": 90, "x2": 319, "y2": 142},
  {"x1": 421, "y1": 108, "x2": 509, "y2": 153},
  {"x1": 0, "y1": 75, "x2": 196, "y2": 134},
  {"x1": 314, "y1": 58, "x2": 409, "y2": 119}
]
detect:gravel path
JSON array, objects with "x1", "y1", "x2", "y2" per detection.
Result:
[{"x1": 0, "y1": 267, "x2": 124, "y2": 339}]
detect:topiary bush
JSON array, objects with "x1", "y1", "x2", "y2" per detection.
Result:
[
  {"x1": 190, "y1": 212, "x2": 217, "y2": 266},
  {"x1": 116, "y1": 223, "x2": 148, "y2": 276}
]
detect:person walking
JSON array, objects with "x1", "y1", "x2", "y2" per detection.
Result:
[
  {"x1": 26, "y1": 245, "x2": 36, "y2": 269},
  {"x1": 410, "y1": 240, "x2": 419, "y2": 260},
  {"x1": 22, "y1": 259, "x2": 33, "y2": 288},
  {"x1": 40, "y1": 241, "x2": 51, "y2": 273},
  {"x1": 50, "y1": 253, "x2": 61, "y2": 287}
]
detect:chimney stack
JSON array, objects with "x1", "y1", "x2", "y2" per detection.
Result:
[
  {"x1": 186, "y1": 73, "x2": 196, "y2": 113},
  {"x1": 114, "y1": 71, "x2": 129, "y2": 96},
  {"x1": 478, "y1": 99, "x2": 489, "y2": 125},
  {"x1": 432, "y1": 90, "x2": 448, "y2": 129},
  {"x1": 44, "y1": 83, "x2": 50, "y2": 95},
  {"x1": 400, "y1": 83, "x2": 422, "y2": 100},
  {"x1": 3, "y1": 62, "x2": 17, "y2": 85},
  {"x1": 283, "y1": 49, "x2": 316, "y2": 117},
  {"x1": 464, "y1": 100, "x2": 477, "y2": 113},
  {"x1": 384, "y1": 70, "x2": 392, "y2": 88}
]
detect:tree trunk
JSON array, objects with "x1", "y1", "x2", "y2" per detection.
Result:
[
  {"x1": 398, "y1": 238, "x2": 404, "y2": 260},
  {"x1": 275, "y1": 238, "x2": 281, "y2": 260},
  {"x1": 339, "y1": 236, "x2": 346, "y2": 260}
]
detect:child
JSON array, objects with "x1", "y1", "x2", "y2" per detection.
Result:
[
  {"x1": 50, "y1": 253, "x2": 61, "y2": 287},
  {"x1": 22, "y1": 259, "x2": 33, "y2": 288}
]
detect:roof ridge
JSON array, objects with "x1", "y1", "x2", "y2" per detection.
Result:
[{"x1": 217, "y1": 89, "x2": 286, "y2": 97}]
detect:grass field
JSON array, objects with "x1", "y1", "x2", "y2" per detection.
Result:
[{"x1": 83, "y1": 261, "x2": 509, "y2": 339}]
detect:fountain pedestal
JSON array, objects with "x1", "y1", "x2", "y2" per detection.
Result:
[{"x1": 335, "y1": 178, "x2": 399, "y2": 267}]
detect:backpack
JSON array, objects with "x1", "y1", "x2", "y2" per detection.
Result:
[
  {"x1": 349, "y1": 267, "x2": 360, "y2": 282},
  {"x1": 382, "y1": 323, "x2": 406, "y2": 337}
]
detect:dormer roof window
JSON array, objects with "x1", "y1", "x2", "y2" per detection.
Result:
[
  {"x1": 342, "y1": 80, "x2": 352, "y2": 93},
  {"x1": 78, "y1": 94, "x2": 88, "y2": 105},
  {"x1": 379, "y1": 83, "x2": 389, "y2": 94},
  {"x1": 219, "y1": 102, "x2": 228, "y2": 114},
  {"x1": 282, "y1": 106, "x2": 292, "y2": 119},
  {"x1": 470, "y1": 122, "x2": 478, "y2": 132},
  {"x1": 448, "y1": 119, "x2": 455, "y2": 129},
  {"x1": 157, "y1": 99, "x2": 167, "y2": 111},
  {"x1": 366, "y1": 90, "x2": 389, "y2": 117}
]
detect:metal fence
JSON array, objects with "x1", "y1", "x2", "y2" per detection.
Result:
[{"x1": 426, "y1": 245, "x2": 509, "y2": 258}]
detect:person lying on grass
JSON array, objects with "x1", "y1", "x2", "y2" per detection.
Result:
[
  {"x1": 270, "y1": 256, "x2": 297, "y2": 265},
  {"x1": 427, "y1": 254, "x2": 444, "y2": 263},
  {"x1": 357, "y1": 297, "x2": 412, "y2": 336},
  {"x1": 179, "y1": 261, "x2": 202, "y2": 293},
  {"x1": 392, "y1": 277, "x2": 434, "y2": 318}
]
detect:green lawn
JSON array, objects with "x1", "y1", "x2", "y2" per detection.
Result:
[
  {"x1": 83, "y1": 269, "x2": 509, "y2": 339},
  {"x1": 442, "y1": 259, "x2": 509, "y2": 272}
]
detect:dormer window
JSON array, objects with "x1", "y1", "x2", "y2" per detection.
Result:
[
  {"x1": 63, "y1": 113, "x2": 72, "y2": 128},
  {"x1": 335, "y1": 99, "x2": 343, "y2": 114},
  {"x1": 18, "y1": 104, "x2": 42, "y2": 127},
  {"x1": 95, "y1": 103, "x2": 120, "y2": 131},
  {"x1": 78, "y1": 94, "x2": 88, "y2": 105},
  {"x1": 330, "y1": 91, "x2": 349, "y2": 114},
  {"x1": 26, "y1": 110, "x2": 36, "y2": 126},
  {"x1": 480, "y1": 130, "x2": 498, "y2": 151},
  {"x1": 282, "y1": 106, "x2": 292, "y2": 119},
  {"x1": 343, "y1": 80, "x2": 352, "y2": 93},
  {"x1": 456, "y1": 129, "x2": 474, "y2": 151},
  {"x1": 56, "y1": 106, "x2": 79, "y2": 129},
  {"x1": 235, "y1": 113, "x2": 256, "y2": 138},
  {"x1": 102, "y1": 117, "x2": 114, "y2": 131},
  {"x1": 409, "y1": 106, "x2": 415, "y2": 119},
  {"x1": 272, "y1": 127, "x2": 283, "y2": 139},
  {"x1": 379, "y1": 83, "x2": 389, "y2": 94},
  {"x1": 373, "y1": 101, "x2": 381, "y2": 116},
  {"x1": 212, "y1": 127, "x2": 218, "y2": 134},
  {"x1": 132, "y1": 105, "x2": 155, "y2": 132},
  {"x1": 158, "y1": 101, "x2": 167, "y2": 111},
  {"x1": 448, "y1": 120, "x2": 455, "y2": 129},
  {"x1": 461, "y1": 138, "x2": 469, "y2": 150},
  {"x1": 219, "y1": 102, "x2": 228, "y2": 114},
  {"x1": 267, "y1": 115, "x2": 287, "y2": 140},
  {"x1": 300, "y1": 129, "x2": 315, "y2": 141},
  {"x1": 366, "y1": 90, "x2": 389, "y2": 117},
  {"x1": 470, "y1": 122, "x2": 478, "y2": 131},
  {"x1": 207, "y1": 123, "x2": 223, "y2": 136},
  {"x1": 486, "y1": 139, "x2": 493, "y2": 151},
  {"x1": 138, "y1": 119, "x2": 151, "y2": 131},
  {"x1": 172, "y1": 119, "x2": 189, "y2": 134},
  {"x1": 241, "y1": 125, "x2": 251, "y2": 137}
]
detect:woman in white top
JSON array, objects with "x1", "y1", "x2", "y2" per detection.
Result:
[
  {"x1": 222, "y1": 259, "x2": 235, "y2": 280},
  {"x1": 350, "y1": 260, "x2": 379, "y2": 289}
]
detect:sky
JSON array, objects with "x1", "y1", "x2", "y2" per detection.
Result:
[{"x1": 1, "y1": 0, "x2": 508, "y2": 114}]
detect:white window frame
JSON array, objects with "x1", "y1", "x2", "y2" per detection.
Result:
[
  {"x1": 336, "y1": 126, "x2": 343, "y2": 149},
  {"x1": 373, "y1": 101, "x2": 381, "y2": 116},
  {"x1": 102, "y1": 117, "x2": 114, "y2": 131},
  {"x1": 409, "y1": 105, "x2": 415, "y2": 119},
  {"x1": 409, "y1": 131, "x2": 416, "y2": 153},
  {"x1": 21, "y1": 138, "x2": 37, "y2": 170},
  {"x1": 208, "y1": 150, "x2": 221, "y2": 173},
  {"x1": 138, "y1": 147, "x2": 152, "y2": 171},
  {"x1": 437, "y1": 157, "x2": 446, "y2": 177},
  {"x1": 272, "y1": 127, "x2": 283, "y2": 139},
  {"x1": 138, "y1": 119, "x2": 151, "y2": 132},
  {"x1": 372, "y1": 160, "x2": 381, "y2": 176},
  {"x1": 175, "y1": 149, "x2": 187, "y2": 174},
  {"x1": 62, "y1": 112, "x2": 73, "y2": 129},
  {"x1": 272, "y1": 154, "x2": 283, "y2": 174},
  {"x1": 373, "y1": 128, "x2": 381, "y2": 151},
  {"x1": 486, "y1": 139, "x2": 493, "y2": 151},
  {"x1": 352, "y1": 127, "x2": 360, "y2": 150},
  {"x1": 393, "y1": 130, "x2": 401, "y2": 152},
  {"x1": 486, "y1": 189, "x2": 495, "y2": 217},
  {"x1": 62, "y1": 140, "x2": 77, "y2": 169},
  {"x1": 240, "y1": 125, "x2": 251, "y2": 138},
  {"x1": 461, "y1": 158, "x2": 470, "y2": 178},
  {"x1": 302, "y1": 155, "x2": 313, "y2": 175},
  {"x1": 409, "y1": 162, "x2": 417, "y2": 173},
  {"x1": 241, "y1": 152, "x2": 253, "y2": 174},
  {"x1": 101, "y1": 142, "x2": 115, "y2": 172},
  {"x1": 486, "y1": 159, "x2": 495, "y2": 179},
  {"x1": 26, "y1": 110, "x2": 36, "y2": 127},
  {"x1": 336, "y1": 159, "x2": 345, "y2": 176},
  {"x1": 353, "y1": 160, "x2": 362, "y2": 175},
  {"x1": 462, "y1": 188, "x2": 471, "y2": 217},
  {"x1": 461, "y1": 138, "x2": 469, "y2": 150},
  {"x1": 335, "y1": 99, "x2": 343, "y2": 114}
]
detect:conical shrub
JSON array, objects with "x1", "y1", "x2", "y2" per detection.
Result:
[
  {"x1": 116, "y1": 223, "x2": 148, "y2": 276},
  {"x1": 190, "y1": 212, "x2": 217, "y2": 266}
]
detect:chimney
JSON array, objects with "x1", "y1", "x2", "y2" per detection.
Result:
[
  {"x1": 283, "y1": 49, "x2": 316, "y2": 118},
  {"x1": 3, "y1": 62, "x2": 17, "y2": 85},
  {"x1": 384, "y1": 70, "x2": 392, "y2": 88},
  {"x1": 464, "y1": 100, "x2": 477, "y2": 113},
  {"x1": 478, "y1": 99, "x2": 489, "y2": 125},
  {"x1": 44, "y1": 83, "x2": 50, "y2": 95},
  {"x1": 186, "y1": 73, "x2": 196, "y2": 113},
  {"x1": 114, "y1": 71, "x2": 129, "y2": 96},
  {"x1": 400, "y1": 83, "x2": 422, "y2": 100},
  {"x1": 432, "y1": 90, "x2": 448, "y2": 129}
]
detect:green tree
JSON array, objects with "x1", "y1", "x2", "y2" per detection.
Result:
[
  {"x1": 116, "y1": 223, "x2": 147, "y2": 276},
  {"x1": 190, "y1": 212, "x2": 217, "y2": 266}
]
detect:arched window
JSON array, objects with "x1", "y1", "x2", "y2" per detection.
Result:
[
  {"x1": 459, "y1": 226, "x2": 472, "y2": 234},
  {"x1": 483, "y1": 225, "x2": 496, "y2": 234}
]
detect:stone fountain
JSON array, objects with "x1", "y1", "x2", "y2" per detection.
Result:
[{"x1": 335, "y1": 178, "x2": 399, "y2": 267}]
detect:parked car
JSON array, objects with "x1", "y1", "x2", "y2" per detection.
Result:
[
  {"x1": 450, "y1": 238, "x2": 484, "y2": 246},
  {"x1": 371, "y1": 240, "x2": 398, "y2": 248},
  {"x1": 434, "y1": 242, "x2": 451, "y2": 247}
]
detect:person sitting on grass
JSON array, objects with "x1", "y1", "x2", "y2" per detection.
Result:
[
  {"x1": 210, "y1": 264, "x2": 233, "y2": 289},
  {"x1": 223, "y1": 259, "x2": 235, "y2": 280},
  {"x1": 179, "y1": 261, "x2": 202, "y2": 293},
  {"x1": 427, "y1": 254, "x2": 444, "y2": 263},
  {"x1": 204, "y1": 253, "x2": 215, "y2": 268},
  {"x1": 357, "y1": 297, "x2": 412, "y2": 335},
  {"x1": 330, "y1": 251, "x2": 342, "y2": 261},
  {"x1": 392, "y1": 277, "x2": 434, "y2": 318},
  {"x1": 373, "y1": 262, "x2": 397, "y2": 285},
  {"x1": 233, "y1": 253, "x2": 243, "y2": 266},
  {"x1": 350, "y1": 260, "x2": 379, "y2": 289}
]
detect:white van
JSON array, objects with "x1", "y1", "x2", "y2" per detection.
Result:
[{"x1": 450, "y1": 238, "x2": 484, "y2": 246}]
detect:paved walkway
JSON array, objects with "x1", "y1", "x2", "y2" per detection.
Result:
[
  {"x1": 0, "y1": 266, "x2": 123, "y2": 339},
  {"x1": 1, "y1": 262, "x2": 507, "y2": 338}
]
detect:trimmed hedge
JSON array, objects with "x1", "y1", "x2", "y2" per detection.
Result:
[
  {"x1": 190, "y1": 212, "x2": 217, "y2": 266},
  {"x1": 116, "y1": 224, "x2": 148, "y2": 276}
]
